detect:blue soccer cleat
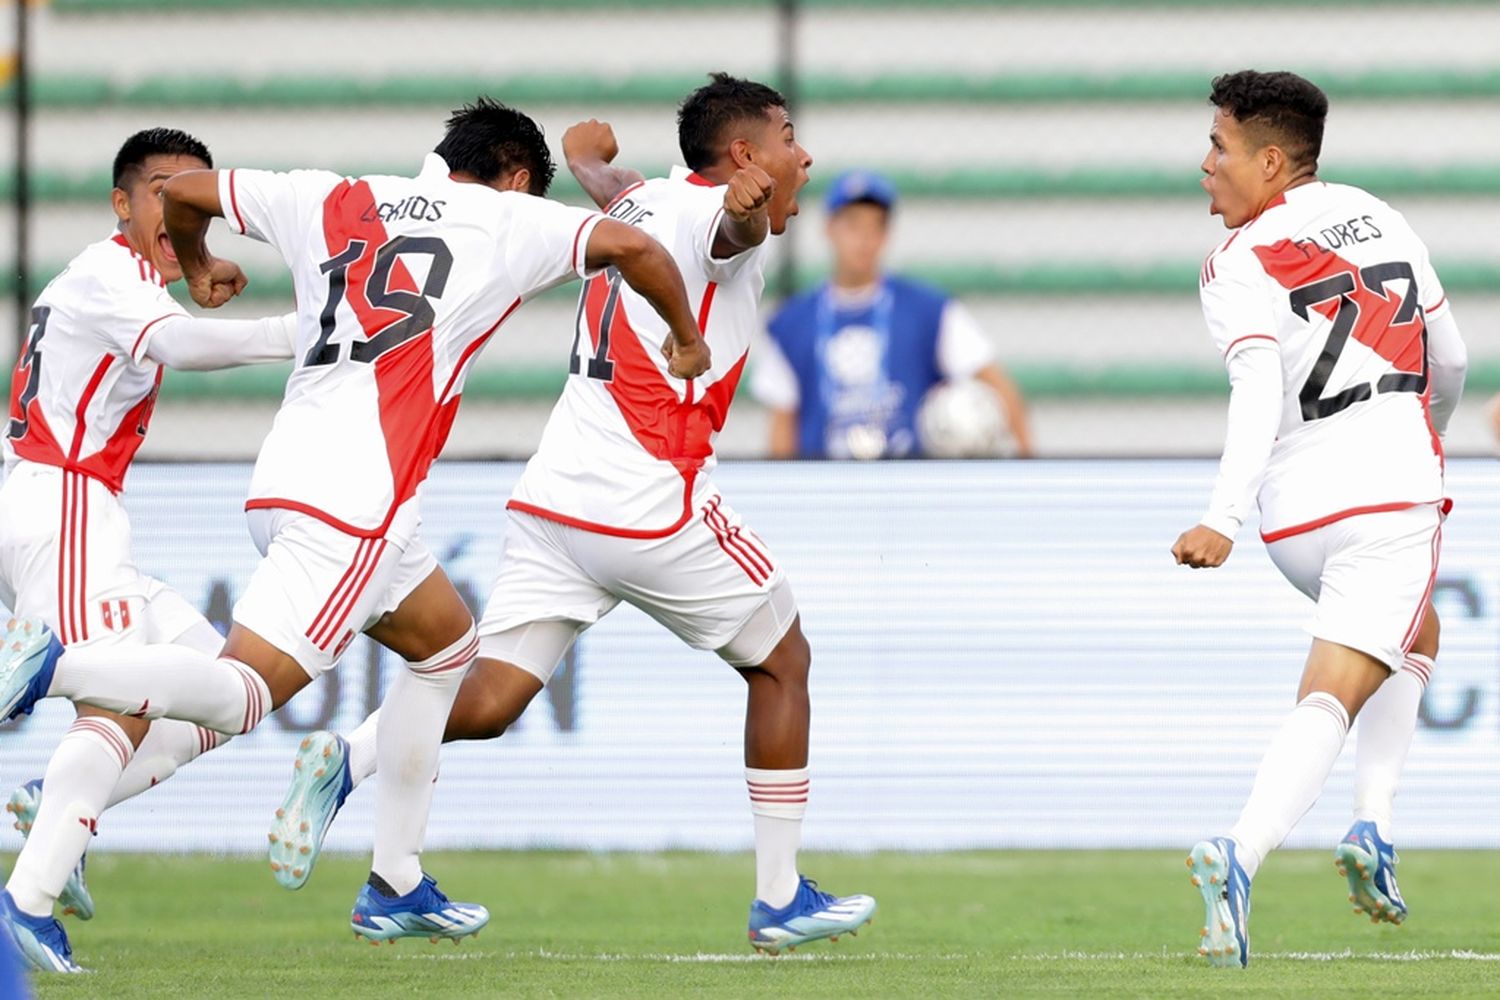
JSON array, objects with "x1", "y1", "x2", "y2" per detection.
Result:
[
  {"x1": 349, "y1": 874, "x2": 489, "y2": 945},
  {"x1": 1336, "y1": 820, "x2": 1407, "y2": 925},
  {"x1": 1187, "y1": 837, "x2": 1251, "y2": 968},
  {"x1": 747, "y1": 876, "x2": 876, "y2": 955},
  {"x1": 0, "y1": 889, "x2": 84, "y2": 973},
  {"x1": 6, "y1": 780, "x2": 94, "y2": 921},
  {"x1": 268, "y1": 731, "x2": 352, "y2": 891},
  {"x1": 0, "y1": 618, "x2": 61, "y2": 723}
]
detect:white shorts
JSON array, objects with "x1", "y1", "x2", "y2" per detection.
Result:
[
  {"x1": 1265, "y1": 502, "x2": 1443, "y2": 670},
  {"x1": 476, "y1": 493, "x2": 796, "y2": 682},
  {"x1": 235, "y1": 506, "x2": 438, "y2": 678},
  {"x1": 0, "y1": 462, "x2": 209, "y2": 650}
]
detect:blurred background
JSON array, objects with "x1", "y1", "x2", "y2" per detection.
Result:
[{"x1": 5, "y1": 0, "x2": 1499, "y2": 460}]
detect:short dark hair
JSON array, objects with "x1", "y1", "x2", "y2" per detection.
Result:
[
  {"x1": 1209, "y1": 70, "x2": 1328, "y2": 171},
  {"x1": 677, "y1": 72, "x2": 787, "y2": 171},
  {"x1": 434, "y1": 96, "x2": 555, "y2": 196},
  {"x1": 112, "y1": 128, "x2": 212, "y2": 189}
]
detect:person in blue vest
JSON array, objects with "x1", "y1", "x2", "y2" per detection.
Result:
[{"x1": 752, "y1": 169, "x2": 1033, "y2": 459}]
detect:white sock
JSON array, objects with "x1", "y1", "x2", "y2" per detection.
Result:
[
  {"x1": 1353, "y1": 654, "x2": 1432, "y2": 842},
  {"x1": 6, "y1": 717, "x2": 132, "y2": 917},
  {"x1": 49, "y1": 646, "x2": 271, "y2": 735},
  {"x1": 371, "y1": 629, "x2": 476, "y2": 896},
  {"x1": 346, "y1": 709, "x2": 380, "y2": 788},
  {"x1": 107, "y1": 720, "x2": 230, "y2": 808},
  {"x1": 747, "y1": 766, "x2": 808, "y2": 908},
  {"x1": 1229, "y1": 691, "x2": 1350, "y2": 881}
]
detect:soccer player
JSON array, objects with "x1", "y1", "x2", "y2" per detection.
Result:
[
  {"x1": 0, "y1": 98, "x2": 710, "y2": 961},
  {"x1": 1173, "y1": 70, "x2": 1466, "y2": 968},
  {"x1": 0, "y1": 128, "x2": 302, "y2": 974},
  {"x1": 266, "y1": 74, "x2": 876, "y2": 955}
]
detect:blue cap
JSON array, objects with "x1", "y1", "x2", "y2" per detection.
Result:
[{"x1": 824, "y1": 169, "x2": 898, "y2": 214}]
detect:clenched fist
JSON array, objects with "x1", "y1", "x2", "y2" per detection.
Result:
[
  {"x1": 662, "y1": 333, "x2": 712, "y2": 380},
  {"x1": 1172, "y1": 524, "x2": 1234, "y2": 568},
  {"x1": 185, "y1": 257, "x2": 248, "y2": 308},
  {"x1": 724, "y1": 164, "x2": 775, "y2": 221},
  {"x1": 563, "y1": 119, "x2": 620, "y2": 165}
]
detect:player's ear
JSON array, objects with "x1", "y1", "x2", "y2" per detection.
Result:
[
  {"x1": 1261, "y1": 143, "x2": 1286, "y2": 181},
  {"x1": 499, "y1": 168, "x2": 532, "y2": 194},
  {"x1": 727, "y1": 136, "x2": 755, "y2": 170},
  {"x1": 111, "y1": 186, "x2": 131, "y2": 225}
]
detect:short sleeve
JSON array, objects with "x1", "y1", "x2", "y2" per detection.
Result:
[
  {"x1": 685, "y1": 187, "x2": 759, "y2": 282},
  {"x1": 499, "y1": 194, "x2": 604, "y2": 301},
  {"x1": 219, "y1": 168, "x2": 343, "y2": 257},
  {"x1": 935, "y1": 300, "x2": 996, "y2": 380},
  {"x1": 1199, "y1": 252, "x2": 1279, "y2": 363},
  {"x1": 750, "y1": 333, "x2": 800, "y2": 409}
]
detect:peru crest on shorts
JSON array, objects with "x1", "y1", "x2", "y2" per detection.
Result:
[{"x1": 100, "y1": 599, "x2": 133, "y2": 633}]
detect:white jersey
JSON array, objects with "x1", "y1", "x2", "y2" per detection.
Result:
[
  {"x1": 508, "y1": 167, "x2": 767, "y2": 535},
  {"x1": 4, "y1": 233, "x2": 184, "y2": 492},
  {"x1": 219, "y1": 155, "x2": 603, "y2": 541},
  {"x1": 1200, "y1": 182, "x2": 1450, "y2": 541}
]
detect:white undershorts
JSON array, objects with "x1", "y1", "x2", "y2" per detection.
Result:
[
  {"x1": 1265, "y1": 502, "x2": 1443, "y2": 670},
  {"x1": 234, "y1": 505, "x2": 437, "y2": 678},
  {"x1": 477, "y1": 492, "x2": 796, "y2": 682}
]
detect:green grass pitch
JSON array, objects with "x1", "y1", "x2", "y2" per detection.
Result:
[{"x1": 12, "y1": 849, "x2": 1500, "y2": 998}]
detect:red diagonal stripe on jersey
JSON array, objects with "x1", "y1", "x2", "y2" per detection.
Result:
[
  {"x1": 320, "y1": 179, "x2": 464, "y2": 521},
  {"x1": 592, "y1": 278, "x2": 749, "y2": 476},
  {"x1": 1253, "y1": 239, "x2": 1427, "y2": 374}
]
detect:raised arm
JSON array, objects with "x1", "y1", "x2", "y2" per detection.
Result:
[
  {"x1": 563, "y1": 119, "x2": 646, "y2": 210},
  {"x1": 711, "y1": 165, "x2": 774, "y2": 259},
  {"x1": 161, "y1": 169, "x2": 247, "y2": 308},
  {"x1": 584, "y1": 220, "x2": 710, "y2": 379}
]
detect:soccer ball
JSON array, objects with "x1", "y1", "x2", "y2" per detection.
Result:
[{"x1": 916, "y1": 380, "x2": 1012, "y2": 458}]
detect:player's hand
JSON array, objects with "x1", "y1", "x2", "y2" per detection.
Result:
[
  {"x1": 1172, "y1": 524, "x2": 1234, "y2": 568},
  {"x1": 662, "y1": 333, "x2": 711, "y2": 380},
  {"x1": 563, "y1": 119, "x2": 620, "y2": 165},
  {"x1": 723, "y1": 164, "x2": 775, "y2": 221},
  {"x1": 185, "y1": 257, "x2": 248, "y2": 308}
]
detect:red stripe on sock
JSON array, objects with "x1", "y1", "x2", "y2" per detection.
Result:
[{"x1": 71, "y1": 718, "x2": 131, "y2": 769}]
